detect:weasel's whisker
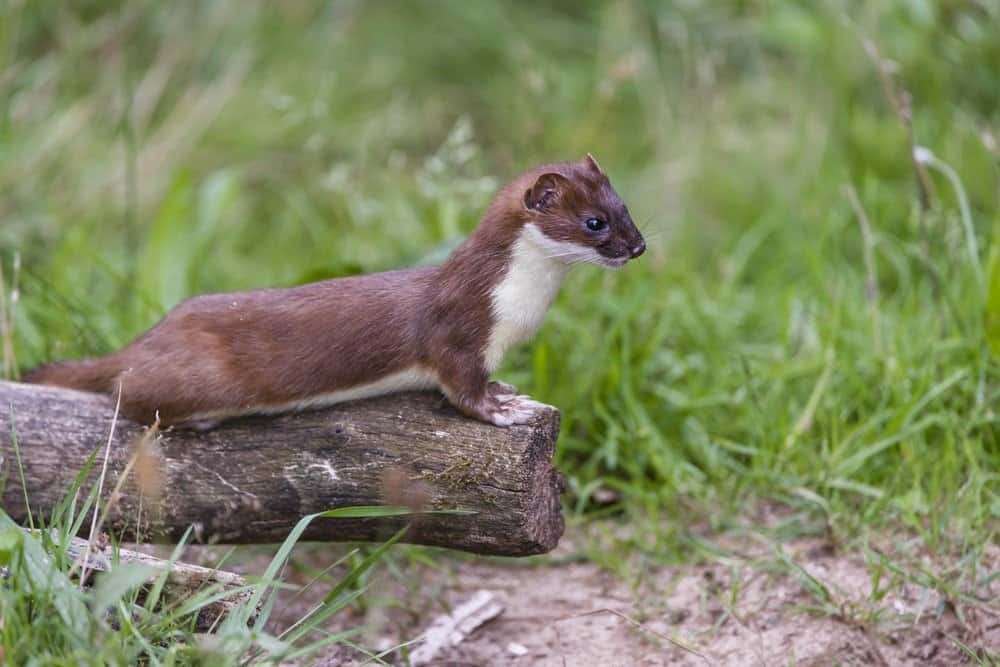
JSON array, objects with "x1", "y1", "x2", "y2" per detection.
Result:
[
  {"x1": 638, "y1": 217, "x2": 667, "y2": 233},
  {"x1": 541, "y1": 251, "x2": 592, "y2": 261}
]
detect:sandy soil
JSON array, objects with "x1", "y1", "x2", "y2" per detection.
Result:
[
  {"x1": 390, "y1": 546, "x2": 996, "y2": 666},
  {"x1": 170, "y1": 525, "x2": 999, "y2": 666}
]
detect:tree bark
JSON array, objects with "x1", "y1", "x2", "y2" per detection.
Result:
[{"x1": 0, "y1": 381, "x2": 564, "y2": 556}]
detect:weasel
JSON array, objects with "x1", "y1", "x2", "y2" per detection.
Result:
[{"x1": 24, "y1": 154, "x2": 645, "y2": 428}]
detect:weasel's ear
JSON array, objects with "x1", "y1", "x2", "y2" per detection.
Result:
[
  {"x1": 584, "y1": 152, "x2": 604, "y2": 176},
  {"x1": 524, "y1": 172, "x2": 570, "y2": 211}
]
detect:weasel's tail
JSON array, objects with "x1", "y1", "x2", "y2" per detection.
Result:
[{"x1": 22, "y1": 357, "x2": 120, "y2": 393}]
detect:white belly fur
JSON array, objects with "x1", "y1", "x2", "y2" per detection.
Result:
[
  {"x1": 189, "y1": 366, "x2": 438, "y2": 422},
  {"x1": 484, "y1": 224, "x2": 574, "y2": 372}
]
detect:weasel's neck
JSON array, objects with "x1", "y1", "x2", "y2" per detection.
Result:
[{"x1": 484, "y1": 223, "x2": 571, "y2": 372}]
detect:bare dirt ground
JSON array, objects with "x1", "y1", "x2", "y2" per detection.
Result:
[
  {"x1": 186, "y1": 521, "x2": 999, "y2": 666},
  {"x1": 376, "y1": 540, "x2": 997, "y2": 666}
]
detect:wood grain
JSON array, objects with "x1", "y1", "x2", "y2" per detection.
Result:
[{"x1": 0, "y1": 381, "x2": 564, "y2": 556}]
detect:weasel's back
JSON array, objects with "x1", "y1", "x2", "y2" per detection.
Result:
[{"x1": 22, "y1": 266, "x2": 438, "y2": 423}]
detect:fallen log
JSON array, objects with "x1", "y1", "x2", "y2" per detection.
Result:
[
  {"x1": 60, "y1": 532, "x2": 258, "y2": 632},
  {"x1": 0, "y1": 380, "x2": 564, "y2": 556}
]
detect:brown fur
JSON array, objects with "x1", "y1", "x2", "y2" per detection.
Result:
[{"x1": 24, "y1": 156, "x2": 644, "y2": 426}]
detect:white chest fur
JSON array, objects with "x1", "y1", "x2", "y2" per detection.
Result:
[{"x1": 483, "y1": 224, "x2": 573, "y2": 372}]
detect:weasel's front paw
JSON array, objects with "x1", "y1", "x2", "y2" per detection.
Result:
[
  {"x1": 446, "y1": 382, "x2": 541, "y2": 427},
  {"x1": 486, "y1": 394, "x2": 545, "y2": 427}
]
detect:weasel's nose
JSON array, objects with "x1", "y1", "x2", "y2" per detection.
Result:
[{"x1": 629, "y1": 240, "x2": 646, "y2": 259}]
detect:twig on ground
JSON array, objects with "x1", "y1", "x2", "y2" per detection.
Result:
[{"x1": 408, "y1": 590, "x2": 505, "y2": 666}]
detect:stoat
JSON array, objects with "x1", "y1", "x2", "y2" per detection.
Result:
[{"x1": 24, "y1": 154, "x2": 645, "y2": 428}]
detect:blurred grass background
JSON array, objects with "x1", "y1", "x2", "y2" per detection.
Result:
[{"x1": 2, "y1": 0, "x2": 998, "y2": 563}]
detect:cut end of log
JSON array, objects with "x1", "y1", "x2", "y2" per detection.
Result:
[
  {"x1": 1, "y1": 381, "x2": 566, "y2": 557},
  {"x1": 522, "y1": 403, "x2": 565, "y2": 554}
]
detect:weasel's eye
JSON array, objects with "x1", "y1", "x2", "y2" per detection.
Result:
[{"x1": 585, "y1": 217, "x2": 607, "y2": 232}]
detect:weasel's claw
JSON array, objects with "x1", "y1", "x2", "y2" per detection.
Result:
[{"x1": 488, "y1": 394, "x2": 542, "y2": 427}]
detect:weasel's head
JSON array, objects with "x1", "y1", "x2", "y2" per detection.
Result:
[{"x1": 520, "y1": 154, "x2": 645, "y2": 269}]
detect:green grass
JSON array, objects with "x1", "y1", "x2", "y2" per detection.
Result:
[
  {"x1": 0, "y1": 432, "x2": 409, "y2": 666},
  {"x1": 2, "y1": 0, "x2": 999, "y2": 662}
]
